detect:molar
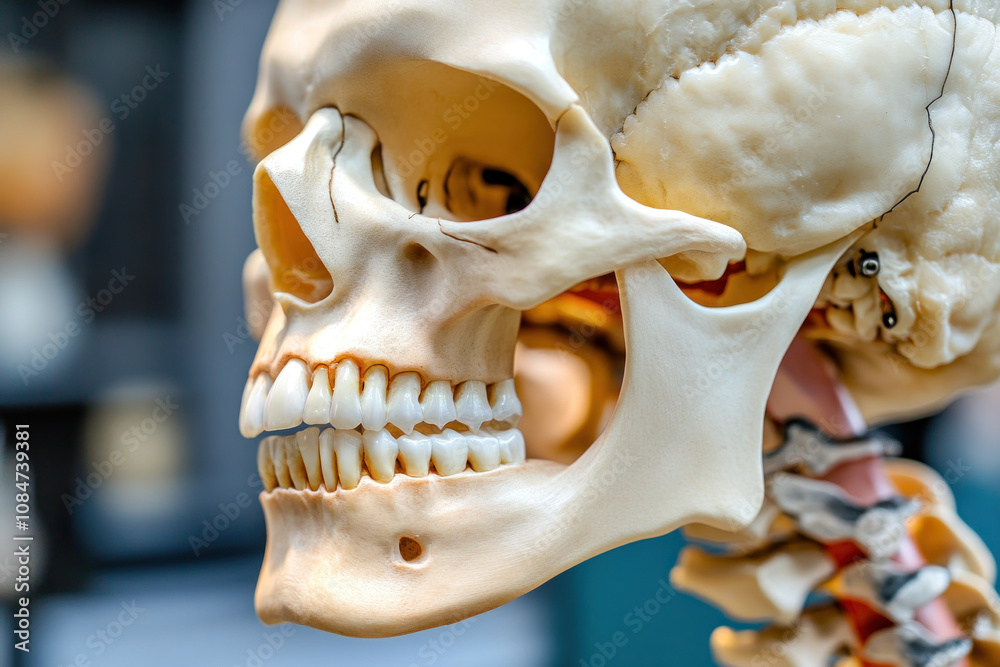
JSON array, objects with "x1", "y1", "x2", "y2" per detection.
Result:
[
  {"x1": 421, "y1": 380, "x2": 457, "y2": 428},
  {"x1": 319, "y1": 428, "x2": 338, "y2": 491},
  {"x1": 386, "y1": 372, "x2": 423, "y2": 434},
  {"x1": 296, "y1": 427, "x2": 322, "y2": 491},
  {"x1": 303, "y1": 367, "x2": 333, "y2": 425},
  {"x1": 240, "y1": 373, "x2": 272, "y2": 437},
  {"x1": 360, "y1": 365, "x2": 389, "y2": 431},
  {"x1": 332, "y1": 430, "x2": 363, "y2": 490},
  {"x1": 496, "y1": 429, "x2": 526, "y2": 464},
  {"x1": 396, "y1": 433, "x2": 432, "y2": 477},
  {"x1": 430, "y1": 429, "x2": 468, "y2": 476},
  {"x1": 488, "y1": 379, "x2": 522, "y2": 424},
  {"x1": 362, "y1": 429, "x2": 398, "y2": 483},
  {"x1": 330, "y1": 360, "x2": 364, "y2": 429},
  {"x1": 466, "y1": 434, "x2": 500, "y2": 472},
  {"x1": 454, "y1": 380, "x2": 492, "y2": 432},
  {"x1": 263, "y1": 360, "x2": 309, "y2": 431}
]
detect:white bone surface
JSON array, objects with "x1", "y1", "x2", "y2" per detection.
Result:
[
  {"x1": 671, "y1": 542, "x2": 835, "y2": 624},
  {"x1": 239, "y1": 0, "x2": 1000, "y2": 642},
  {"x1": 829, "y1": 561, "x2": 952, "y2": 624},
  {"x1": 711, "y1": 607, "x2": 855, "y2": 667},
  {"x1": 769, "y1": 472, "x2": 922, "y2": 559},
  {"x1": 863, "y1": 621, "x2": 972, "y2": 667},
  {"x1": 764, "y1": 419, "x2": 902, "y2": 476}
]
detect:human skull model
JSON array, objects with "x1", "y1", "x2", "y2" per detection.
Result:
[{"x1": 237, "y1": 0, "x2": 1000, "y2": 650}]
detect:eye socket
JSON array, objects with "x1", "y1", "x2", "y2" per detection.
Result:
[
  {"x1": 443, "y1": 158, "x2": 533, "y2": 220},
  {"x1": 361, "y1": 63, "x2": 554, "y2": 220}
]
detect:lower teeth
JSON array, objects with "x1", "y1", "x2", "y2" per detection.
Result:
[{"x1": 258, "y1": 426, "x2": 526, "y2": 492}]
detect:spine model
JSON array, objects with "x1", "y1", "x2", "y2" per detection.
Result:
[{"x1": 672, "y1": 345, "x2": 1000, "y2": 667}]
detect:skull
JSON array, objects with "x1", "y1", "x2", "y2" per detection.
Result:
[{"x1": 238, "y1": 0, "x2": 1000, "y2": 638}]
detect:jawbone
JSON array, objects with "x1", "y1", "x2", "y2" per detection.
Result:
[{"x1": 255, "y1": 238, "x2": 853, "y2": 637}]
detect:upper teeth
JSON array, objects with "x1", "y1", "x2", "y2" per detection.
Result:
[{"x1": 240, "y1": 362, "x2": 523, "y2": 438}]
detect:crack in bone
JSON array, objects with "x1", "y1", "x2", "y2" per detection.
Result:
[{"x1": 882, "y1": 0, "x2": 958, "y2": 218}]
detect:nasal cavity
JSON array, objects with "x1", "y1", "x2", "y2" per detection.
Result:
[
  {"x1": 254, "y1": 172, "x2": 333, "y2": 303},
  {"x1": 398, "y1": 536, "x2": 423, "y2": 562}
]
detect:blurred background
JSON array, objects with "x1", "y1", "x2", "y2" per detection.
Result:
[{"x1": 0, "y1": 1, "x2": 996, "y2": 666}]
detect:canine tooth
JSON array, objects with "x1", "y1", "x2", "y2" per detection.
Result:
[
  {"x1": 330, "y1": 360, "x2": 363, "y2": 429},
  {"x1": 397, "y1": 433, "x2": 432, "y2": 477},
  {"x1": 296, "y1": 427, "x2": 322, "y2": 490},
  {"x1": 363, "y1": 429, "x2": 398, "y2": 483},
  {"x1": 467, "y1": 434, "x2": 500, "y2": 472},
  {"x1": 421, "y1": 380, "x2": 457, "y2": 428},
  {"x1": 455, "y1": 380, "x2": 492, "y2": 432},
  {"x1": 496, "y1": 429, "x2": 526, "y2": 464},
  {"x1": 386, "y1": 372, "x2": 423, "y2": 434},
  {"x1": 240, "y1": 373, "x2": 271, "y2": 437},
  {"x1": 488, "y1": 379, "x2": 522, "y2": 423},
  {"x1": 319, "y1": 428, "x2": 337, "y2": 491},
  {"x1": 360, "y1": 365, "x2": 388, "y2": 431},
  {"x1": 332, "y1": 430, "x2": 363, "y2": 490},
  {"x1": 263, "y1": 360, "x2": 309, "y2": 431},
  {"x1": 303, "y1": 367, "x2": 332, "y2": 425},
  {"x1": 430, "y1": 429, "x2": 468, "y2": 476},
  {"x1": 258, "y1": 437, "x2": 278, "y2": 491},
  {"x1": 284, "y1": 438, "x2": 309, "y2": 490},
  {"x1": 270, "y1": 436, "x2": 292, "y2": 488}
]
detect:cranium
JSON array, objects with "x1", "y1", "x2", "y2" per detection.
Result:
[{"x1": 238, "y1": 0, "x2": 1000, "y2": 639}]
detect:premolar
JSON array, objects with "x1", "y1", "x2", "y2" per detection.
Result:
[
  {"x1": 397, "y1": 433, "x2": 432, "y2": 477},
  {"x1": 333, "y1": 430, "x2": 363, "y2": 490},
  {"x1": 360, "y1": 365, "x2": 389, "y2": 431},
  {"x1": 387, "y1": 372, "x2": 423, "y2": 434},
  {"x1": 431, "y1": 429, "x2": 468, "y2": 476},
  {"x1": 303, "y1": 367, "x2": 332, "y2": 425},
  {"x1": 363, "y1": 429, "x2": 398, "y2": 483},
  {"x1": 331, "y1": 360, "x2": 363, "y2": 429}
]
